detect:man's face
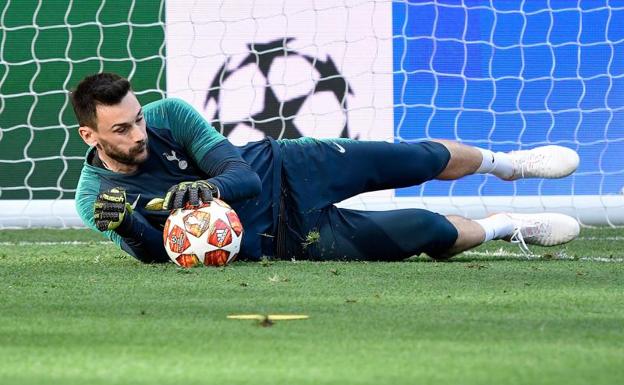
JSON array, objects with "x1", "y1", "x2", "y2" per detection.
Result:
[{"x1": 88, "y1": 92, "x2": 149, "y2": 166}]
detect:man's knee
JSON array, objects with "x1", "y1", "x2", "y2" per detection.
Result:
[
  {"x1": 430, "y1": 140, "x2": 482, "y2": 180},
  {"x1": 420, "y1": 213, "x2": 459, "y2": 260},
  {"x1": 427, "y1": 215, "x2": 487, "y2": 260}
]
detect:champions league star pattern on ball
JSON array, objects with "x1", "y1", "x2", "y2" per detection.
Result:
[{"x1": 205, "y1": 38, "x2": 355, "y2": 140}]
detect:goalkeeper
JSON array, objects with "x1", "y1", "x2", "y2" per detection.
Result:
[{"x1": 73, "y1": 73, "x2": 581, "y2": 263}]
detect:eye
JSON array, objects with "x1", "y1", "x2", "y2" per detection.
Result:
[{"x1": 136, "y1": 116, "x2": 144, "y2": 123}]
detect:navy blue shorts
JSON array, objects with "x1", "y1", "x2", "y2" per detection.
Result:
[{"x1": 277, "y1": 138, "x2": 458, "y2": 261}]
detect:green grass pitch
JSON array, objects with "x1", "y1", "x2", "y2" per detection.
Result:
[{"x1": 1, "y1": 227, "x2": 623, "y2": 385}]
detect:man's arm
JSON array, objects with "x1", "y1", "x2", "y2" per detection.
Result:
[
  {"x1": 145, "y1": 98, "x2": 261, "y2": 207},
  {"x1": 196, "y1": 139, "x2": 261, "y2": 202},
  {"x1": 115, "y1": 210, "x2": 170, "y2": 263},
  {"x1": 76, "y1": 181, "x2": 169, "y2": 263}
]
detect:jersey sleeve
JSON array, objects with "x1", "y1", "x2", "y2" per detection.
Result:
[
  {"x1": 75, "y1": 168, "x2": 169, "y2": 263},
  {"x1": 143, "y1": 98, "x2": 261, "y2": 203},
  {"x1": 75, "y1": 168, "x2": 124, "y2": 246}
]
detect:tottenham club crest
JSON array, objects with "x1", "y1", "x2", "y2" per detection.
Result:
[
  {"x1": 163, "y1": 150, "x2": 188, "y2": 170},
  {"x1": 205, "y1": 38, "x2": 355, "y2": 140}
]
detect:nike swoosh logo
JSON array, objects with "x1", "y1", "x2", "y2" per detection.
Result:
[
  {"x1": 332, "y1": 142, "x2": 346, "y2": 154},
  {"x1": 130, "y1": 194, "x2": 141, "y2": 210}
]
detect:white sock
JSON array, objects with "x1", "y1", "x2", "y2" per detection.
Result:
[
  {"x1": 476, "y1": 148, "x2": 514, "y2": 179},
  {"x1": 475, "y1": 214, "x2": 516, "y2": 242}
]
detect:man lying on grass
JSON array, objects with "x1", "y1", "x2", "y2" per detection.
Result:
[{"x1": 72, "y1": 73, "x2": 580, "y2": 263}]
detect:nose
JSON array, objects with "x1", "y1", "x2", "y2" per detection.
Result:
[{"x1": 130, "y1": 124, "x2": 146, "y2": 143}]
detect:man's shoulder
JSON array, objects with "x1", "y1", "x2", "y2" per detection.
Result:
[
  {"x1": 143, "y1": 98, "x2": 193, "y2": 117},
  {"x1": 143, "y1": 98, "x2": 201, "y2": 137}
]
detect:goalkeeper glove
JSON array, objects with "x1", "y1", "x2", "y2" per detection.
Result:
[
  {"x1": 162, "y1": 180, "x2": 219, "y2": 210},
  {"x1": 94, "y1": 187, "x2": 133, "y2": 231}
]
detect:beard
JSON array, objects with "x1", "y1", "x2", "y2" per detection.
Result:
[{"x1": 98, "y1": 138, "x2": 149, "y2": 166}]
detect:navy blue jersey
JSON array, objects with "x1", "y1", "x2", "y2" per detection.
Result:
[{"x1": 76, "y1": 98, "x2": 281, "y2": 262}]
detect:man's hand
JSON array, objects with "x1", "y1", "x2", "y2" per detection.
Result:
[
  {"x1": 162, "y1": 180, "x2": 219, "y2": 210},
  {"x1": 94, "y1": 187, "x2": 133, "y2": 231}
]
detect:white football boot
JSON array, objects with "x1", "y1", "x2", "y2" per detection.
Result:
[
  {"x1": 504, "y1": 213, "x2": 580, "y2": 255},
  {"x1": 505, "y1": 145, "x2": 579, "y2": 180}
]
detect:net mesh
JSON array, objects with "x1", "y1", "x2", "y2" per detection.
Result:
[
  {"x1": 393, "y1": 0, "x2": 624, "y2": 199},
  {"x1": 0, "y1": 0, "x2": 165, "y2": 203},
  {"x1": 167, "y1": 0, "x2": 624, "y2": 223},
  {"x1": 1, "y1": 0, "x2": 623, "y2": 227}
]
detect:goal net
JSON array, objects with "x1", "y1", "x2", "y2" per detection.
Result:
[
  {"x1": 0, "y1": 0, "x2": 165, "y2": 226},
  {"x1": 2, "y1": 0, "x2": 624, "y2": 227}
]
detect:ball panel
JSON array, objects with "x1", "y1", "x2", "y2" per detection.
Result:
[
  {"x1": 163, "y1": 217, "x2": 171, "y2": 246},
  {"x1": 168, "y1": 224, "x2": 191, "y2": 253},
  {"x1": 227, "y1": 253, "x2": 239, "y2": 264},
  {"x1": 183, "y1": 210, "x2": 211, "y2": 237},
  {"x1": 226, "y1": 210, "x2": 243, "y2": 236},
  {"x1": 176, "y1": 254, "x2": 201, "y2": 268},
  {"x1": 204, "y1": 249, "x2": 230, "y2": 266},
  {"x1": 208, "y1": 219, "x2": 233, "y2": 247}
]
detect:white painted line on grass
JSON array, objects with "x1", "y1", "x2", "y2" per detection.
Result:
[
  {"x1": 464, "y1": 249, "x2": 624, "y2": 263},
  {"x1": 577, "y1": 236, "x2": 624, "y2": 241},
  {"x1": 0, "y1": 241, "x2": 112, "y2": 246}
]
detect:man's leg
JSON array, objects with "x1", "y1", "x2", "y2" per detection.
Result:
[
  {"x1": 279, "y1": 138, "x2": 580, "y2": 212},
  {"x1": 428, "y1": 140, "x2": 482, "y2": 180},
  {"x1": 436, "y1": 215, "x2": 488, "y2": 258},
  {"x1": 279, "y1": 138, "x2": 580, "y2": 260},
  {"x1": 279, "y1": 138, "x2": 453, "y2": 212},
  {"x1": 278, "y1": 138, "x2": 453, "y2": 256},
  {"x1": 425, "y1": 139, "x2": 581, "y2": 257},
  {"x1": 303, "y1": 206, "x2": 460, "y2": 261},
  {"x1": 431, "y1": 212, "x2": 580, "y2": 260},
  {"x1": 431, "y1": 139, "x2": 579, "y2": 181},
  {"x1": 302, "y1": 207, "x2": 579, "y2": 261}
]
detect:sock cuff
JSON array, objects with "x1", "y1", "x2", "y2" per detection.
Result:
[
  {"x1": 476, "y1": 148, "x2": 496, "y2": 174},
  {"x1": 475, "y1": 148, "x2": 514, "y2": 179},
  {"x1": 474, "y1": 218, "x2": 496, "y2": 242},
  {"x1": 475, "y1": 214, "x2": 515, "y2": 243}
]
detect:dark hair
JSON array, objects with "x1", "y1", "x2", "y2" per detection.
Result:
[{"x1": 70, "y1": 73, "x2": 131, "y2": 129}]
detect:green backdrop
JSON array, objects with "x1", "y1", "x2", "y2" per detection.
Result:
[{"x1": 0, "y1": 0, "x2": 165, "y2": 199}]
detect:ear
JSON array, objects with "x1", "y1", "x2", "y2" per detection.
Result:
[{"x1": 78, "y1": 126, "x2": 98, "y2": 147}]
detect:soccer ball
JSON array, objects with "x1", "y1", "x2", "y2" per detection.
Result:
[{"x1": 163, "y1": 199, "x2": 243, "y2": 267}]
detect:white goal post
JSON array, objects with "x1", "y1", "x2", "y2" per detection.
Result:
[
  {"x1": 1, "y1": 0, "x2": 624, "y2": 228},
  {"x1": 2, "y1": 195, "x2": 622, "y2": 228}
]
